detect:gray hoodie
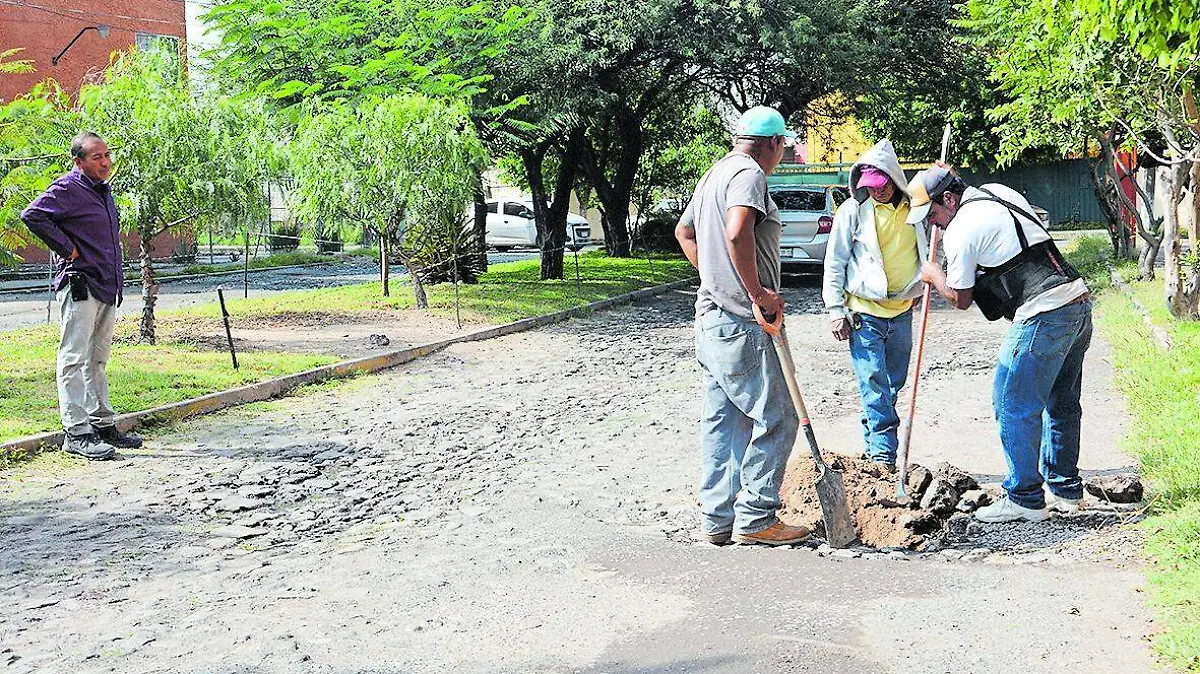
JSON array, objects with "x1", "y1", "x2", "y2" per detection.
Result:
[
  {"x1": 822, "y1": 139, "x2": 929, "y2": 320},
  {"x1": 848, "y1": 139, "x2": 911, "y2": 204}
]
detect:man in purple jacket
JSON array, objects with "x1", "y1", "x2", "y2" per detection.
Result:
[{"x1": 21, "y1": 132, "x2": 142, "y2": 460}]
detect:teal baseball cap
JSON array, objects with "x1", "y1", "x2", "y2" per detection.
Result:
[{"x1": 735, "y1": 106, "x2": 798, "y2": 139}]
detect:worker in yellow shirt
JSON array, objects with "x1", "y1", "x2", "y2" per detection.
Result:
[{"x1": 822, "y1": 140, "x2": 930, "y2": 470}]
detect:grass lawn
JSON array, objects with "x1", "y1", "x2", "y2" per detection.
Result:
[
  {"x1": 1, "y1": 251, "x2": 694, "y2": 444},
  {"x1": 172, "y1": 250, "x2": 695, "y2": 326},
  {"x1": 178, "y1": 251, "x2": 332, "y2": 276},
  {"x1": 0, "y1": 322, "x2": 337, "y2": 442},
  {"x1": 1069, "y1": 236, "x2": 1200, "y2": 671}
]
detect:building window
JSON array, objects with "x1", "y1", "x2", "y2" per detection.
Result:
[{"x1": 136, "y1": 33, "x2": 180, "y2": 55}]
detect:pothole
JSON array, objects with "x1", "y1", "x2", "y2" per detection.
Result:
[{"x1": 779, "y1": 456, "x2": 1143, "y2": 555}]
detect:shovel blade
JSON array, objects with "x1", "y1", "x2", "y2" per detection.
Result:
[{"x1": 815, "y1": 465, "x2": 858, "y2": 548}]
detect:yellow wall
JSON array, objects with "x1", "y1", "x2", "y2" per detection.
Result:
[
  {"x1": 803, "y1": 93, "x2": 873, "y2": 164},
  {"x1": 806, "y1": 117, "x2": 873, "y2": 165}
]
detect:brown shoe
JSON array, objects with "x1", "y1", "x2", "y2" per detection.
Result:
[{"x1": 733, "y1": 522, "x2": 811, "y2": 546}]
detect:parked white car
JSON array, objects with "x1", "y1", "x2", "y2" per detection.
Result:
[
  {"x1": 485, "y1": 200, "x2": 591, "y2": 252},
  {"x1": 771, "y1": 184, "x2": 850, "y2": 268}
]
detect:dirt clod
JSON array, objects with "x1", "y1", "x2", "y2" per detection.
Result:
[
  {"x1": 781, "y1": 456, "x2": 988, "y2": 549},
  {"x1": 1084, "y1": 474, "x2": 1143, "y2": 503}
]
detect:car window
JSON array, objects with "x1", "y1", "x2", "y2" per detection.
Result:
[
  {"x1": 486, "y1": 202, "x2": 498, "y2": 213},
  {"x1": 771, "y1": 189, "x2": 827, "y2": 211},
  {"x1": 503, "y1": 202, "x2": 527, "y2": 217},
  {"x1": 830, "y1": 188, "x2": 849, "y2": 209}
]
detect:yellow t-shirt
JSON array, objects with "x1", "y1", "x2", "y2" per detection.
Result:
[{"x1": 846, "y1": 200, "x2": 919, "y2": 319}]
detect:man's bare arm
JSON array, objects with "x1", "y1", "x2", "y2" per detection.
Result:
[
  {"x1": 675, "y1": 221, "x2": 699, "y2": 269},
  {"x1": 920, "y1": 261, "x2": 973, "y2": 310},
  {"x1": 726, "y1": 206, "x2": 783, "y2": 316}
]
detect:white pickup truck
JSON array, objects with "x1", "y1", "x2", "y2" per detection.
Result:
[{"x1": 485, "y1": 201, "x2": 591, "y2": 252}]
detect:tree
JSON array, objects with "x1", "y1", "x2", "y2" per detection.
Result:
[
  {"x1": 0, "y1": 81, "x2": 77, "y2": 267},
  {"x1": 960, "y1": 0, "x2": 1146, "y2": 261},
  {"x1": 850, "y1": 0, "x2": 1019, "y2": 169},
  {"x1": 290, "y1": 94, "x2": 486, "y2": 305},
  {"x1": 79, "y1": 49, "x2": 277, "y2": 342},
  {"x1": 203, "y1": 0, "x2": 530, "y2": 275},
  {"x1": 1074, "y1": 0, "x2": 1200, "y2": 317},
  {"x1": 964, "y1": 0, "x2": 1200, "y2": 316}
]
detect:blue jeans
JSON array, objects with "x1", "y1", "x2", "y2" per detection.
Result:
[
  {"x1": 993, "y1": 299, "x2": 1093, "y2": 509},
  {"x1": 695, "y1": 308, "x2": 799, "y2": 536},
  {"x1": 848, "y1": 310, "x2": 913, "y2": 464}
]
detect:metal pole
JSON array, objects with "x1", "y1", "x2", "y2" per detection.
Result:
[
  {"x1": 243, "y1": 231, "x2": 250, "y2": 298},
  {"x1": 573, "y1": 247, "x2": 582, "y2": 297},
  {"x1": 208, "y1": 223, "x2": 213, "y2": 264},
  {"x1": 217, "y1": 286, "x2": 238, "y2": 370},
  {"x1": 452, "y1": 249, "x2": 462, "y2": 330}
]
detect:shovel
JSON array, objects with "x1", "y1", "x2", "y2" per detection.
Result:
[{"x1": 754, "y1": 305, "x2": 858, "y2": 548}]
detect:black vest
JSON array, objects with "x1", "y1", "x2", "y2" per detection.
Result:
[{"x1": 961, "y1": 189, "x2": 1081, "y2": 322}]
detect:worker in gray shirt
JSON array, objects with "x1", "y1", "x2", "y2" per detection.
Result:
[
  {"x1": 675, "y1": 106, "x2": 810, "y2": 546},
  {"x1": 21, "y1": 132, "x2": 143, "y2": 460}
]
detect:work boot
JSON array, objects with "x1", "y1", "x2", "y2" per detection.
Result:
[
  {"x1": 974, "y1": 497, "x2": 1047, "y2": 523},
  {"x1": 733, "y1": 522, "x2": 811, "y2": 546},
  {"x1": 1046, "y1": 492, "x2": 1082, "y2": 514},
  {"x1": 63, "y1": 433, "x2": 116, "y2": 461},
  {"x1": 96, "y1": 425, "x2": 143, "y2": 449},
  {"x1": 861, "y1": 454, "x2": 896, "y2": 474},
  {"x1": 693, "y1": 529, "x2": 732, "y2": 545}
]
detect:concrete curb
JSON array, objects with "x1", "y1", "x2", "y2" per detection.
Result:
[{"x1": 1, "y1": 276, "x2": 697, "y2": 458}]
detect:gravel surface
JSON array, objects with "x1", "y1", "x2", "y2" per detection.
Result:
[{"x1": 0, "y1": 281, "x2": 1158, "y2": 673}]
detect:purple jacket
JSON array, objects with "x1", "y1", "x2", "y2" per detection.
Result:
[{"x1": 21, "y1": 169, "x2": 123, "y2": 306}]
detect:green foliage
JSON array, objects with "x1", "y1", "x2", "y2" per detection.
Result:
[
  {"x1": 78, "y1": 49, "x2": 277, "y2": 234},
  {"x1": 291, "y1": 94, "x2": 485, "y2": 237},
  {"x1": 634, "y1": 103, "x2": 727, "y2": 207},
  {"x1": 203, "y1": 0, "x2": 530, "y2": 108},
  {"x1": 0, "y1": 81, "x2": 77, "y2": 266},
  {"x1": 854, "y1": 0, "x2": 1018, "y2": 167},
  {"x1": 0, "y1": 47, "x2": 34, "y2": 80},
  {"x1": 1077, "y1": 0, "x2": 1200, "y2": 67},
  {"x1": 290, "y1": 93, "x2": 487, "y2": 293}
]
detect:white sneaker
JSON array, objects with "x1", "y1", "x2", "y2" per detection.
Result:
[
  {"x1": 1046, "y1": 492, "x2": 1082, "y2": 514},
  {"x1": 974, "y1": 497, "x2": 1048, "y2": 523}
]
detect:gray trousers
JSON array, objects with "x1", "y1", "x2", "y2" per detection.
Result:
[{"x1": 57, "y1": 288, "x2": 117, "y2": 435}]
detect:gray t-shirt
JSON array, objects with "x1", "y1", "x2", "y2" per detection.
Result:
[{"x1": 679, "y1": 152, "x2": 782, "y2": 320}]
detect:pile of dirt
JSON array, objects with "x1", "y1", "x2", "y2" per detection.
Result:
[{"x1": 780, "y1": 455, "x2": 993, "y2": 549}]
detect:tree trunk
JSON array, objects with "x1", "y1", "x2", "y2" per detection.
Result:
[
  {"x1": 575, "y1": 111, "x2": 641, "y2": 258},
  {"x1": 1161, "y1": 162, "x2": 1198, "y2": 319},
  {"x1": 544, "y1": 136, "x2": 582, "y2": 281},
  {"x1": 412, "y1": 273, "x2": 428, "y2": 308},
  {"x1": 1184, "y1": 160, "x2": 1200, "y2": 316},
  {"x1": 471, "y1": 181, "x2": 488, "y2": 279},
  {"x1": 519, "y1": 145, "x2": 559, "y2": 280},
  {"x1": 396, "y1": 248, "x2": 428, "y2": 309},
  {"x1": 1135, "y1": 167, "x2": 1162, "y2": 281},
  {"x1": 379, "y1": 230, "x2": 390, "y2": 298},
  {"x1": 138, "y1": 222, "x2": 157, "y2": 344},
  {"x1": 1096, "y1": 133, "x2": 1135, "y2": 259}
]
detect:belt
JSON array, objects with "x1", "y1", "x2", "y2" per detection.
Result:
[{"x1": 1066, "y1": 291, "x2": 1093, "y2": 306}]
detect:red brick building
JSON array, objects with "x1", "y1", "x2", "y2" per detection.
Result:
[{"x1": 1, "y1": 0, "x2": 193, "y2": 264}]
